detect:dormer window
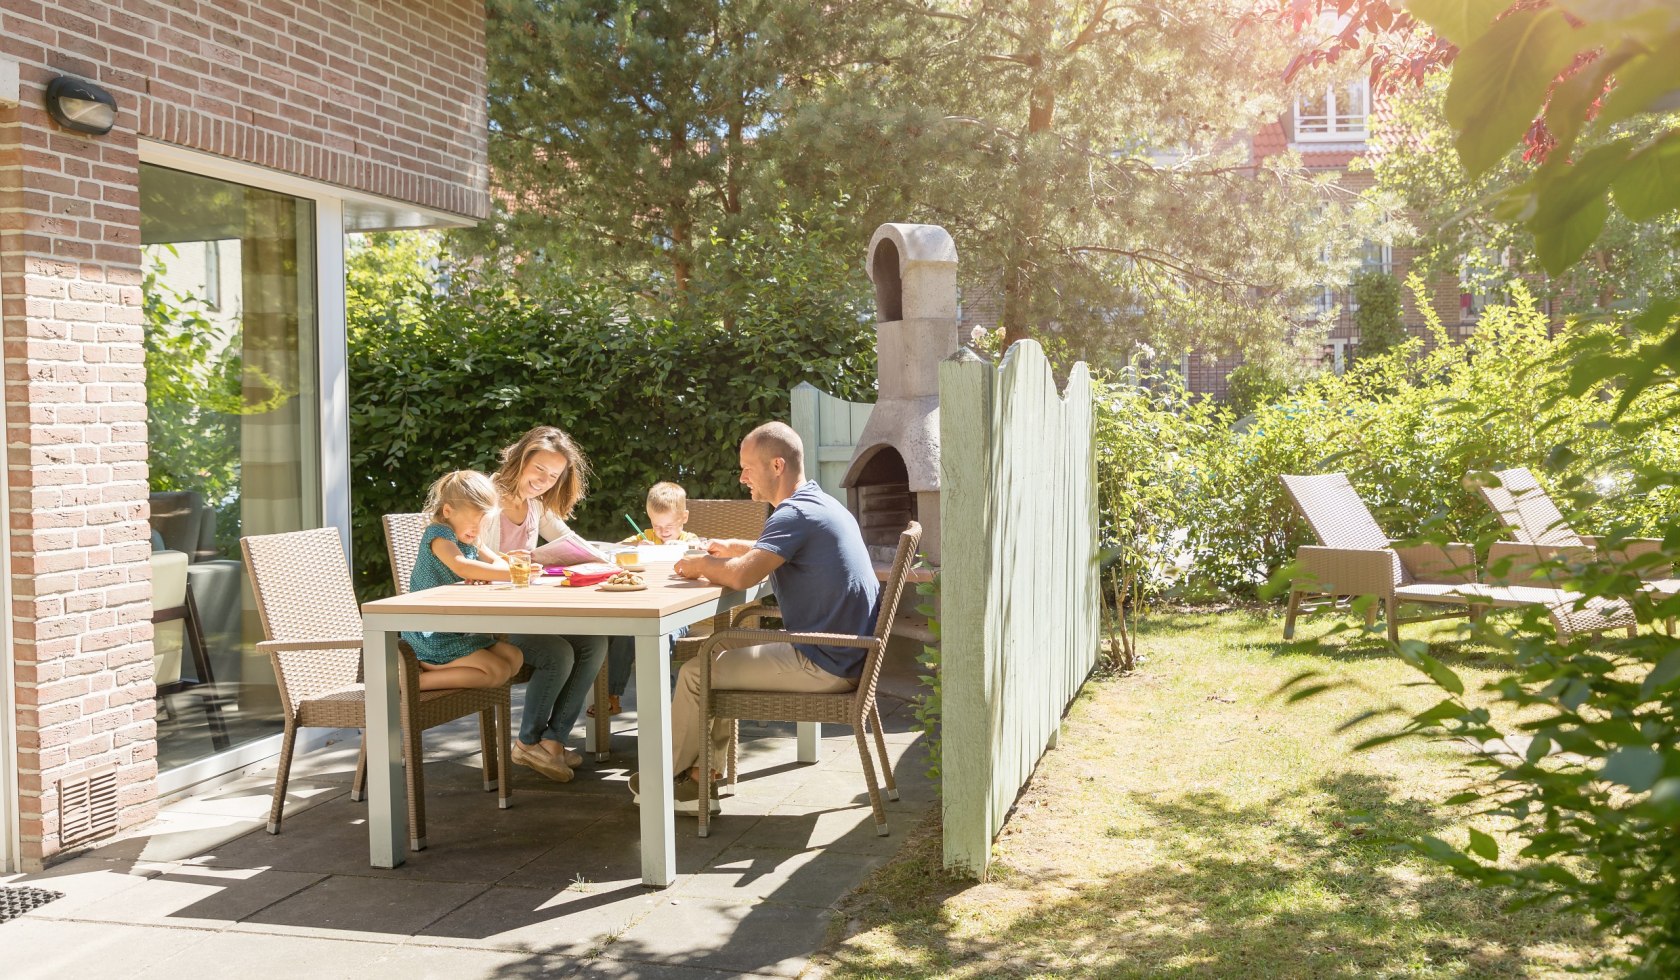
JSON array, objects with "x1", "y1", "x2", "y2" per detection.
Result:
[{"x1": 1294, "y1": 79, "x2": 1369, "y2": 142}]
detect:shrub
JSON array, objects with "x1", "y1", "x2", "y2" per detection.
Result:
[
  {"x1": 1351, "y1": 269, "x2": 1406, "y2": 361},
  {"x1": 347, "y1": 269, "x2": 875, "y2": 598},
  {"x1": 1222, "y1": 361, "x2": 1294, "y2": 419}
]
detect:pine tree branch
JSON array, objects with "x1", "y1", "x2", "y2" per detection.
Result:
[{"x1": 1062, "y1": 0, "x2": 1114, "y2": 55}]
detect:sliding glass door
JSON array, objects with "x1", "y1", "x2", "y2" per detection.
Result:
[{"x1": 140, "y1": 164, "x2": 322, "y2": 774}]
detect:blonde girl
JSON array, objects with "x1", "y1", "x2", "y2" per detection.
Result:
[{"x1": 400, "y1": 470, "x2": 524, "y2": 691}]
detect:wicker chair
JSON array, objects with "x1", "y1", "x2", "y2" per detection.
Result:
[
  {"x1": 241, "y1": 527, "x2": 512, "y2": 851},
  {"x1": 696, "y1": 520, "x2": 922, "y2": 839},
  {"x1": 1474, "y1": 467, "x2": 1678, "y2": 594},
  {"x1": 381, "y1": 514, "x2": 604, "y2": 759},
  {"x1": 652, "y1": 499, "x2": 775, "y2": 776},
  {"x1": 1280, "y1": 474, "x2": 1634, "y2": 642}
]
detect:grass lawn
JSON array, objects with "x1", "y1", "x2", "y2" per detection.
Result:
[{"x1": 812, "y1": 606, "x2": 1614, "y2": 979}]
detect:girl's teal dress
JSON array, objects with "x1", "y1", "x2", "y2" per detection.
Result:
[{"x1": 401, "y1": 524, "x2": 497, "y2": 664}]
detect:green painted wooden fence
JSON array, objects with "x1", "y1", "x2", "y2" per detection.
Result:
[
  {"x1": 789, "y1": 381, "x2": 873, "y2": 502},
  {"x1": 939, "y1": 339, "x2": 1100, "y2": 876}
]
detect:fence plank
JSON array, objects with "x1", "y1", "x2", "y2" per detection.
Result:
[
  {"x1": 941, "y1": 340, "x2": 1098, "y2": 877},
  {"x1": 789, "y1": 382, "x2": 873, "y2": 502}
]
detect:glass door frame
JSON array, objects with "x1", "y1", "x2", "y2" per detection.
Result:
[{"x1": 139, "y1": 141, "x2": 470, "y2": 796}]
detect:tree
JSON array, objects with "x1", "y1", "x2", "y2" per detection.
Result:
[
  {"x1": 863, "y1": 0, "x2": 1380, "y2": 366},
  {"x1": 480, "y1": 0, "x2": 896, "y2": 314}
]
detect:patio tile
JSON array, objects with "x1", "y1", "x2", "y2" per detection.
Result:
[
  {"x1": 414, "y1": 881, "x2": 666, "y2": 954},
  {"x1": 0, "y1": 919, "x2": 213, "y2": 980},
  {"x1": 10, "y1": 855, "x2": 161, "y2": 918},
  {"x1": 573, "y1": 959, "x2": 787, "y2": 979},
  {"x1": 129, "y1": 929, "x2": 580, "y2": 979},
  {"x1": 234, "y1": 873, "x2": 488, "y2": 938},
  {"x1": 64, "y1": 865, "x2": 325, "y2": 928},
  {"x1": 724, "y1": 804, "x2": 909, "y2": 856},
  {"x1": 603, "y1": 896, "x2": 833, "y2": 978},
  {"x1": 499, "y1": 810, "x2": 755, "y2": 891},
  {"x1": 675, "y1": 844, "x2": 889, "y2": 907},
  {"x1": 77, "y1": 809, "x2": 268, "y2": 865}
]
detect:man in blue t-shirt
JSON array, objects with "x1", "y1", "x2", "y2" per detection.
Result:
[{"x1": 628, "y1": 421, "x2": 880, "y2": 815}]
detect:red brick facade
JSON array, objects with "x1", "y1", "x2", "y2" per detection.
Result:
[{"x1": 0, "y1": 0, "x2": 487, "y2": 870}]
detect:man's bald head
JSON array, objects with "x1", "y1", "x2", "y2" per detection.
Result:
[{"x1": 743, "y1": 421, "x2": 805, "y2": 474}]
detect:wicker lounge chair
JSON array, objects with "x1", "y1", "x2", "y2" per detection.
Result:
[
  {"x1": 242, "y1": 527, "x2": 513, "y2": 850},
  {"x1": 1280, "y1": 474, "x2": 1634, "y2": 642},
  {"x1": 695, "y1": 521, "x2": 922, "y2": 839},
  {"x1": 1474, "y1": 467, "x2": 1678, "y2": 599}
]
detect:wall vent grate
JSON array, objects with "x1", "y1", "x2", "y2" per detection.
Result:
[{"x1": 58, "y1": 765, "x2": 119, "y2": 848}]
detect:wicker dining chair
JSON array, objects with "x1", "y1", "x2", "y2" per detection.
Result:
[
  {"x1": 386, "y1": 511, "x2": 617, "y2": 761},
  {"x1": 695, "y1": 521, "x2": 922, "y2": 839},
  {"x1": 242, "y1": 527, "x2": 513, "y2": 851}
]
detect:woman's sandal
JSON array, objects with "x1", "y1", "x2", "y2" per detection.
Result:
[
  {"x1": 586, "y1": 694, "x2": 623, "y2": 718},
  {"x1": 511, "y1": 739, "x2": 573, "y2": 783}
]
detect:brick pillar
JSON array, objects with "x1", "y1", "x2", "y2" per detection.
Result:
[{"x1": 1, "y1": 66, "x2": 155, "y2": 870}]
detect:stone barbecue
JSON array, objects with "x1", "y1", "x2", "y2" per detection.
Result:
[{"x1": 841, "y1": 223, "x2": 962, "y2": 567}]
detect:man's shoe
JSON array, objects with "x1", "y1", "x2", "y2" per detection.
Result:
[{"x1": 673, "y1": 774, "x2": 721, "y2": 816}]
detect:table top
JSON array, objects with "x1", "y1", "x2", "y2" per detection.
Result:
[{"x1": 362, "y1": 562, "x2": 753, "y2": 620}]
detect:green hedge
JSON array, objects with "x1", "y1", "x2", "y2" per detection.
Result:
[
  {"x1": 1098, "y1": 281, "x2": 1679, "y2": 600},
  {"x1": 348, "y1": 276, "x2": 876, "y2": 598}
]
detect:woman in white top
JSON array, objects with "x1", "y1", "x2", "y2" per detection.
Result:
[{"x1": 483, "y1": 426, "x2": 609, "y2": 783}]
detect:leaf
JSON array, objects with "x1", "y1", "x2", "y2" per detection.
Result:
[
  {"x1": 1611, "y1": 132, "x2": 1680, "y2": 221},
  {"x1": 1599, "y1": 746, "x2": 1663, "y2": 792},
  {"x1": 1533, "y1": 192, "x2": 1609, "y2": 274},
  {"x1": 1641, "y1": 650, "x2": 1680, "y2": 700},
  {"x1": 1597, "y1": 32, "x2": 1680, "y2": 128},
  {"x1": 1543, "y1": 45, "x2": 1632, "y2": 162},
  {"x1": 1405, "y1": 0, "x2": 1511, "y2": 48},
  {"x1": 1413, "y1": 653, "x2": 1466, "y2": 696},
  {"x1": 1467, "y1": 827, "x2": 1500, "y2": 862},
  {"x1": 1444, "y1": 8, "x2": 1578, "y2": 177}
]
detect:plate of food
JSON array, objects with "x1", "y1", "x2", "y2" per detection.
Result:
[{"x1": 598, "y1": 571, "x2": 647, "y2": 592}]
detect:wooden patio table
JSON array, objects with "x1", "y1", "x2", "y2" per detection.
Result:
[{"x1": 359, "y1": 562, "x2": 772, "y2": 886}]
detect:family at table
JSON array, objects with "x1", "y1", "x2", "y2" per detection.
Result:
[{"x1": 394, "y1": 421, "x2": 881, "y2": 816}]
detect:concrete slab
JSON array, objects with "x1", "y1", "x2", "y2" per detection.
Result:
[
  {"x1": 676, "y1": 844, "x2": 889, "y2": 908},
  {"x1": 132, "y1": 928, "x2": 580, "y2": 979},
  {"x1": 65, "y1": 865, "x2": 326, "y2": 928},
  {"x1": 0, "y1": 918, "x2": 214, "y2": 980},
  {"x1": 10, "y1": 856, "x2": 161, "y2": 918},
  {"x1": 235, "y1": 874, "x2": 487, "y2": 937},
  {"x1": 414, "y1": 881, "x2": 665, "y2": 954},
  {"x1": 723, "y1": 804, "x2": 908, "y2": 856},
  {"x1": 604, "y1": 896, "x2": 833, "y2": 978}
]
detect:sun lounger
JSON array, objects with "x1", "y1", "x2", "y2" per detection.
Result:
[{"x1": 1281, "y1": 473, "x2": 1634, "y2": 642}]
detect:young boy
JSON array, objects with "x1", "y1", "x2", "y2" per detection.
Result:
[{"x1": 592, "y1": 482, "x2": 699, "y2": 716}]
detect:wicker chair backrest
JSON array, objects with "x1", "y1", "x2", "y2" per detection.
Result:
[
  {"x1": 1280, "y1": 474, "x2": 1391, "y2": 551},
  {"x1": 383, "y1": 512, "x2": 429, "y2": 594},
  {"x1": 1481, "y1": 467, "x2": 1583, "y2": 548},
  {"x1": 854, "y1": 521, "x2": 923, "y2": 711},
  {"x1": 684, "y1": 499, "x2": 771, "y2": 542},
  {"x1": 243, "y1": 528, "x2": 363, "y2": 642},
  {"x1": 241, "y1": 528, "x2": 364, "y2": 710}
]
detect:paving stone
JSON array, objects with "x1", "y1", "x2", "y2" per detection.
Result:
[
  {"x1": 129, "y1": 929, "x2": 581, "y2": 979},
  {"x1": 79, "y1": 809, "x2": 269, "y2": 865},
  {"x1": 235, "y1": 874, "x2": 487, "y2": 938},
  {"x1": 499, "y1": 811, "x2": 753, "y2": 891},
  {"x1": 9, "y1": 857, "x2": 160, "y2": 919},
  {"x1": 675, "y1": 844, "x2": 889, "y2": 907},
  {"x1": 726, "y1": 804, "x2": 907, "y2": 856},
  {"x1": 0, "y1": 918, "x2": 213, "y2": 980},
  {"x1": 67, "y1": 865, "x2": 325, "y2": 928},
  {"x1": 415, "y1": 881, "x2": 666, "y2": 955},
  {"x1": 573, "y1": 959, "x2": 786, "y2": 979},
  {"x1": 604, "y1": 896, "x2": 832, "y2": 978}
]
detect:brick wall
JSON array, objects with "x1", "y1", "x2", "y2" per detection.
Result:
[{"x1": 0, "y1": 0, "x2": 487, "y2": 869}]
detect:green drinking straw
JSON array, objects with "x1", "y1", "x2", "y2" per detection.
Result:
[{"x1": 625, "y1": 514, "x2": 646, "y2": 541}]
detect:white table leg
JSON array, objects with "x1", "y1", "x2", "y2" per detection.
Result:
[
  {"x1": 363, "y1": 626, "x2": 405, "y2": 868},
  {"x1": 636, "y1": 631, "x2": 676, "y2": 887},
  {"x1": 798, "y1": 722, "x2": 821, "y2": 763}
]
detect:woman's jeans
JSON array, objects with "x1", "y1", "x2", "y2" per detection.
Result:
[
  {"x1": 606, "y1": 626, "x2": 690, "y2": 697},
  {"x1": 509, "y1": 633, "x2": 609, "y2": 746}
]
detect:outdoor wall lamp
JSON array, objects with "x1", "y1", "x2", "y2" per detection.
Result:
[{"x1": 45, "y1": 75, "x2": 117, "y2": 136}]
